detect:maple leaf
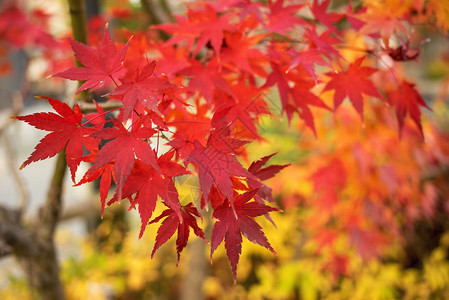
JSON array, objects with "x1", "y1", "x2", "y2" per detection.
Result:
[
  {"x1": 290, "y1": 78, "x2": 330, "y2": 136},
  {"x1": 15, "y1": 97, "x2": 99, "y2": 182},
  {"x1": 155, "y1": 4, "x2": 235, "y2": 57},
  {"x1": 309, "y1": 158, "x2": 346, "y2": 212},
  {"x1": 359, "y1": 0, "x2": 411, "y2": 41},
  {"x1": 323, "y1": 57, "x2": 382, "y2": 120},
  {"x1": 0, "y1": 3, "x2": 59, "y2": 49},
  {"x1": 149, "y1": 203, "x2": 207, "y2": 263},
  {"x1": 187, "y1": 128, "x2": 255, "y2": 203},
  {"x1": 287, "y1": 49, "x2": 329, "y2": 83},
  {"x1": 305, "y1": 28, "x2": 342, "y2": 60},
  {"x1": 247, "y1": 153, "x2": 289, "y2": 202},
  {"x1": 216, "y1": 83, "x2": 270, "y2": 138},
  {"x1": 263, "y1": 63, "x2": 329, "y2": 134},
  {"x1": 178, "y1": 58, "x2": 234, "y2": 103},
  {"x1": 166, "y1": 102, "x2": 212, "y2": 160},
  {"x1": 108, "y1": 60, "x2": 175, "y2": 120},
  {"x1": 221, "y1": 31, "x2": 268, "y2": 76},
  {"x1": 54, "y1": 24, "x2": 130, "y2": 95},
  {"x1": 76, "y1": 150, "x2": 114, "y2": 217},
  {"x1": 210, "y1": 189, "x2": 280, "y2": 283},
  {"x1": 262, "y1": 62, "x2": 292, "y2": 112},
  {"x1": 108, "y1": 153, "x2": 189, "y2": 238},
  {"x1": 310, "y1": 0, "x2": 344, "y2": 33},
  {"x1": 387, "y1": 80, "x2": 431, "y2": 137},
  {"x1": 210, "y1": 0, "x2": 266, "y2": 22},
  {"x1": 88, "y1": 118, "x2": 159, "y2": 200},
  {"x1": 248, "y1": 153, "x2": 288, "y2": 181},
  {"x1": 265, "y1": 0, "x2": 307, "y2": 36}
]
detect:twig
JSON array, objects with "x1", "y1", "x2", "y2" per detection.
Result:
[
  {"x1": 159, "y1": 0, "x2": 175, "y2": 23},
  {"x1": 0, "y1": 91, "x2": 24, "y2": 134},
  {"x1": 77, "y1": 100, "x2": 122, "y2": 112},
  {"x1": 0, "y1": 92, "x2": 29, "y2": 213},
  {"x1": 59, "y1": 201, "x2": 97, "y2": 221},
  {"x1": 2, "y1": 133, "x2": 29, "y2": 213}
]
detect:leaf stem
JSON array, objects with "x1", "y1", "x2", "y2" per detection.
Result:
[
  {"x1": 109, "y1": 75, "x2": 121, "y2": 87},
  {"x1": 156, "y1": 130, "x2": 160, "y2": 155},
  {"x1": 81, "y1": 107, "x2": 121, "y2": 126},
  {"x1": 166, "y1": 120, "x2": 210, "y2": 125}
]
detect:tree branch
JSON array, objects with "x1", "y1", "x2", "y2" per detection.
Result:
[
  {"x1": 77, "y1": 100, "x2": 122, "y2": 112},
  {"x1": 1, "y1": 92, "x2": 29, "y2": 213},
  {"x1": 159, "y1": 0, "x2": 175, "y2": 23},
  {"x1": 0, "y1": 206, "x2": 37, "y2": 257},
  {"x1": 2, "y1": 133, "x2": 29, "y2": 212},
  {"x1": 68, "y1": 0, "x2": 88, "y2": 46},
  {"x1": 36, "y1": 151, "x2": 67, "y2": 242}
]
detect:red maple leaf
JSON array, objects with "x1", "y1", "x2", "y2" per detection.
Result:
[
  {"x1": 310, "y1": 158, "x2": 346, "y2": 212},
  {"x1": 155, "y1": 4, "x2": 235, "y2": 57},
  {"x1": 75, "y1": 150, "x2": 114, "y2": 217},
  {"x1": 305, "y1": 28, "x2": 342, "y2": 60},
  {"x1": 215, "y1": 83, "x2": 270, "y2": 138},
  {"x1": 15, "y1": 97, "x2": 99, "y2": 182},
  {"x1": 108, "y1": 60, "x2": 175, "y2": 120},
  {"x1": 323, "y1": 57, "x2": 382, "y2": 120},
  {"x1": 220, "y1": 31, "x2": 268, "y2": 76},
  {"x1": 263, "y1": 63, "x2": 329, "y2": 134},
  {"x1": 247, "y1": 153, "x2": 289, "y2": 202},
  {"x1": 310, "y1": 0, "x2": 344, "y2": 33},
  {"x1": 287, "y1": 49, "x2": 329, "y2": 83},
  {"x1": 54, "y1": 24, "x2": 130, "y2": 95},
  {"x1": 107, "y1": 152, "x2": 189, "y2": 238},
  {"x1": 387, "y1": 80, "x2": 431, "y2": 137},
  {"x1": 149, "y1": 203, "x2": 207, "y2": 263},
  {"x1": 166, "y1": 102, "x2": 212, "y2": 160},
  {"x1": 187, "y1": 128, "x2": 255, "y2": 203},
  {"x1": 289, "y1": 78, "x2": 330, "y2": 136},
  {"x1": 210, "y1": 189, "x2": 280, "y2": 283},
  {"x1": 88, "y1": 118, "x2": 159, "y2": 199},
  {"x1": 0, "y1": 3, "x2": 59, "y2": 49},
  {"x1": 265, "y1": 0, "x2": 307, "y2": 36},
  {"x1": 178, "y1": 58, "x2": 234, "y2": 103}
]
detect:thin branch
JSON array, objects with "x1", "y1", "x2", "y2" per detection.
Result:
[
  {"x1": 36, "y1": 151, "x2": 67, "y2": 242},
  {"x1": 141, "y1": 0, "x2": 163, "y2": 25},
  {"x1": 141, "y1": 0, "x2": 170, "y2": 40},
  {"x1": 159, "y1": 0, "x2": 175, "y2": 23},
  {"x1": 34, "y1": 0, "x2": 89, "y2": 242},
  {"x1": 59, "y1": 201, "x2": 97, "y2": 221},
  {"x1": 0, "y1": 91, "x2": 24, "y2": 134},
  {"x1": 67, "y1": 0, "x2": 88, "y2": 46},
  {"x1": 0, "y1": 92, "x2": 29, "y2": 213},
  {"x1": 77, "y1": 100, "x2": 122, "y2": 112},
  {"x1": 2, "y1": 133, "x2": 29, "y2": 213}
]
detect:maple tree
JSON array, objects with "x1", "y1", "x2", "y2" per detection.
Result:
[{"x1": 2, "y1": 0, "x2": 449, "y2": 292}]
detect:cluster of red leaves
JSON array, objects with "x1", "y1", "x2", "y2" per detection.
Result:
[
  {"x1": 0, "y1": 1, "x2": 69, "y2": 75},
  {"x1": 14, "y1": 0, "x2": 443, "y2": 281},
  {"x1": 276, "y1": 104, "x2": 449, "y2": 278}
]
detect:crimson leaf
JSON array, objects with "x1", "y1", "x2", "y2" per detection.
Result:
[
  {"x1": 150, "y1": 203, "x2": 207, "y2": 263},
  {"x1": 210, "y1": 189, "x2": 280, "y2": 283}
]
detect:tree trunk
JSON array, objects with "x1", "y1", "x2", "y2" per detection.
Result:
[
  {"x1": 0, "y1": 1, "x2": 89, "y2": 299},
  {"x1": 180, "y1": 238, "x2": 208, "y2": 300},
  {"x1": 19, "y1": 245, "x2": 65, "y2": 300}
]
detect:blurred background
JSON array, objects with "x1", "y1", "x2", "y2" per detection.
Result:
[{"x1": 1, "y1": 0, "x2": 449, "y2": 299}]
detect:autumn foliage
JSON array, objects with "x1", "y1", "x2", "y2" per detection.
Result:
[{"x1": 6, "y1": 0, "x2": 449, "y2": 283}]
